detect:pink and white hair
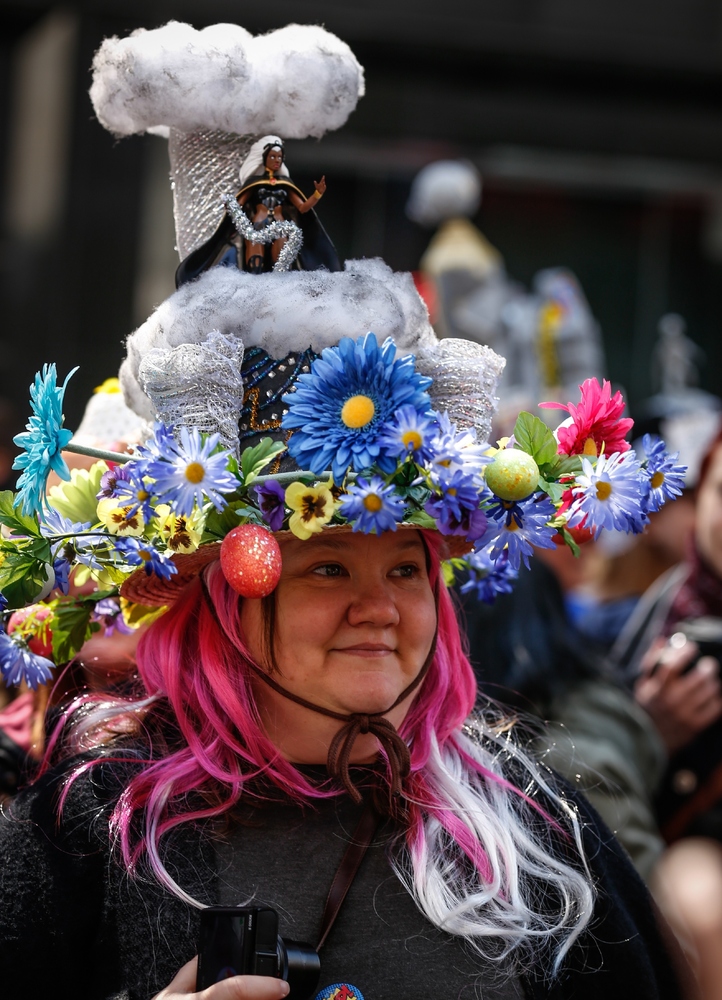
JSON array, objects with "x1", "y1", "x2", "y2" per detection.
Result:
[{"x1": 51, "y1": 531, "x2": 593, "y2": 976}]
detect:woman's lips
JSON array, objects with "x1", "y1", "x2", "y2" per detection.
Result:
[{"x1": 334, "y1": 644, "x2": 394, "y2": 658}]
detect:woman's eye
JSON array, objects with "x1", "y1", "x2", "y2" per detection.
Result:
[
  {"x1": 311, "y1": 563, "x2": 345, "y2": 577},
  {"x1": 390, "y1": 564, "x2": 419, "y2": 578}
]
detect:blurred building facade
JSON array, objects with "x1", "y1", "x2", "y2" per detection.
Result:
[{"x1": 0, "y1": 0, "x2": 721, "y2": 434}]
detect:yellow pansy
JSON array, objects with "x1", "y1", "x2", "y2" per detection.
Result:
[
  {"x1": 96, "y1": 497, "x2": 145, "y2": 536},
  {"x1": 285, "y1": 482, "x2": 336, "y2": 540},
  {"x1": 154, "y1": 504, "x2": 204, "y2": 553}
]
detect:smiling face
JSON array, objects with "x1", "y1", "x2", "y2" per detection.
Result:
[{"x1": 240, "y1": 530, "x2": 437, "y2": 761}]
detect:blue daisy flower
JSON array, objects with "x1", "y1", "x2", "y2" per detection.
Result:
[
  {"x1": 425, "y1": 471, "x2": 488, "y2": 541},
  {"x1": 130, "y1": 422, "x2": 180, "y2": 468},
  {"x1": 568, "y1": 451, "x2": 649, "y2": 537},
  {"x1": 0, "y1": 631, "x2": 54, "y2": 689},
  {"x1": 642, "y1": 434, "x2": 687, "y2": 512},
  {"x1": 143, "y1": 426, "x2": 238, "y2": 517},
  {"x1": 0, "y1": 592, "x2": 7, "y2": 614},
  {"x1": 108, "y1": 464, "x2": 157, "y2": 520},
  {"x1": 460, "y1": 548, "x2": 518, "y2": 604},
  {"x1": 12, "y1": 364, "x2": 78, "y2": 516},
  {"x1": 282, "y1": 333, "x2": 432, "y2": 480},
  {"x1": 480, "y1": 494, "x2": 557, "y2": 571},
  {"x1": 377, "y1": 405, "x2": 438, "y2": 467},
  {"x1": 338, "y1": 476, "x2": 406, "y2": 533},
  {"x1": 40, "y1": 507, "x2": 104, "y2": 572},
  {"x1": 426, "y1": 412, "x2": 490, "y2": 486},
  {"x1": 113, "y1": 537, "x2": 178, "y2": 580}
]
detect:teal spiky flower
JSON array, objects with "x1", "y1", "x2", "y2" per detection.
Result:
[{"x1": 13, "y1": 364, "x2": 77, "y2": 516}]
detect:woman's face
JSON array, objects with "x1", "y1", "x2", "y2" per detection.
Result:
[
  {"x1": 265, "y1": 147, "x2": 283, "y2": 172},
  {"x1": 241, "y1": 531, "x2": 437, "y2": 721},
  {"x1": 696, "y1": 444, "x2": 722, "y2": 577}
]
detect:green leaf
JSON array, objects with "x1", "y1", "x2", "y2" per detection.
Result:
[
  {"x1": 50, "y1": 600, "x2": 97, "y2": 664},
  {"x1": 240, "y1": 439, "x2": 286, "y2": 485},
  {"x1": 558, "y1": 526, "x2": 581, "y2": 558},
  {"x1": 539, "y1": 454, "x2": 583, "y2": 479},
  {"x1": 404, "y1": 509, "x2": 436, "y2": 528},
  {"x1": 46, "y1": 462, "x2": 109, "y2": 524},
  {"x1": 0, "y1": 550, "x2": 50, "y2": 608},
  {"x1": 513, "y1": 413, "x2": 558, "y2": 466},
  {"x1": 0, "y1": 491, "x2": 42, "y2": 538},
  {"x1": 201, "y1": 504, "x2": 246, "y2": 543},
  {"x1": 536, "y1": 477, "x2": 565, "y2": 504}
]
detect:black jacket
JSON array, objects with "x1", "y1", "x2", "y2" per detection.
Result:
[{"x1": 0, "y1": 748, "x2": 685, "y2": 1000}]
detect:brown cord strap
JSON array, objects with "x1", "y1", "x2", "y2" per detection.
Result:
[
  {"x1": 199, "y1": 576, "x2": 436, "y2": 814},
  {"x1": 316, "y1": 797, "x2": 381, "y2": 952}
]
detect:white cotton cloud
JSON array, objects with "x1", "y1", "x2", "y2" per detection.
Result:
[
  {"x1": 120, "y1": 260, "x2": 437, "y2": 420},
  {"x1": 90, "y1": 21, "x2": 365, "y2": 139},
  {"x1": 406, "y1": 160, "x2": 482, "y2": 227}
]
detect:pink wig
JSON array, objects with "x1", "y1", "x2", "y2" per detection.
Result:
[{"x1": 54, "y1": 531, "x2": 545, "y2": 897}]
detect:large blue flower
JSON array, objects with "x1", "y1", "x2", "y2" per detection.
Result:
[
  {"x1": 0, "y1": 631, "x2": 53, "y2": 689},
  {"x1": 282, "y1": 333, "x2": 432, "y2": 480},
  {"x1": 480, "y1": 494, "x2": 557, "y2": 571},
  {"x1": 339, "y1": 476, "x2": 406, "y2": 533},
  {"x1": 642, "y1": 434, "x2": 686, "y2": 513},
  {"x1": 568, "y1": 451, "x2": 649, "y2": 537},
  {"x1": 460, "y1": 548, "x2": 518, "y2": 604},
  {"x1": 143, "y1": 426, "x2": 238, "y2": 517},
  {"x1": 12, "y1": 364, "x2": 77, "y2": 516}
]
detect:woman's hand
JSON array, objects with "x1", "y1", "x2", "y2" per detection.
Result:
[
  {"x1": 154, "y1": 957, "x2": 290, "y2": 1000},
  {"x1": 634, "y1": 636, "x2": 722, "y2": 753}
]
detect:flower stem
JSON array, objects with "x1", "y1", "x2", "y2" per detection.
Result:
[{"x1": 64, "y1": 443, "x2": 132, "y2": 464}]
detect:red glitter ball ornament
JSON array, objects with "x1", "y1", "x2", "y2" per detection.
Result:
[{"x1": 220, "y1": 524, "x2": 283, "y2": 598}]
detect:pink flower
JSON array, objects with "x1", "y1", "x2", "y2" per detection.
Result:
[{"x1": 539, "y1": 378, "x2": 633, "y2": 457}]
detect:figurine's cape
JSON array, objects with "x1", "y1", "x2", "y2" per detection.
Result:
[{"x1": 175, "y1": 173, "x2": 340, "y2": 286}]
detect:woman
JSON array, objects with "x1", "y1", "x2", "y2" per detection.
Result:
[
  {"x1": 0, "y1": 524, "x2": 684, "y2": 1000},
  {"x1": 175, "y1": 136, "x2": 340, "y2": 286},
  {"x1": 463, "y1": 558, "x2": 667, "y2": 881}
]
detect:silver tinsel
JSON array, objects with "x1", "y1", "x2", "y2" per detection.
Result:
[
  {"x1": 169, "y1": 128, "x2": 254, "y2": 260},
  {"x1": 222, "y1": 193, "x2": 303, "y2": 272},
  {"x1": 416, "y1": 339, "x2": 506, "y2": 444},
  {"x1": 138, "y1": 331, "x2": 245, "y2": 456}
]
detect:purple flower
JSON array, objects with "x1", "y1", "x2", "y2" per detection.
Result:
[
  {"x1": 460, "y1": 549, "x2": 518, "y2": 604},
  {"x1": 97, "y1": 463, "x2": 133, "y2": 500},
  {"x1": 641, "y1": 434, "x2": 687, "y2": 513},
  {"x1": 52, "y1": 557, "x2": 70, "y2": 595},
  {"x1": 567, "y1": 451, "x2": 649, "y2": 537},
  {"x1": 338, "y1": 476, "x2": 406, "y2": 534},
  {"x1": 0, "y1": 632, "x2": 53, "y2": 689},
  {"x1": 106, "y1": 464, "x2": 156, "y2": 520},
  {"x1": 92, "y1": 597, "x2": 134, "y2": 636},
  {"x1": 377, "y1": 405, "x2": 438, "y2": 469},
  {"x1": 480, "y1": 494, "x2": 557, "y2": 571},
  {"x1": 113, "y1": 537, "x2": 177, "y2": 580},
  {"x1": 425, "y1": 472, "x2": 488, "y2": 541},
  {"x1": 255, "y1": 480, "x2": 286, "y2": 531}
]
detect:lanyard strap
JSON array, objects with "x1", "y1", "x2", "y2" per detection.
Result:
[{"x1": 316, "y1": 798, "x2": 382, "y2": 952}]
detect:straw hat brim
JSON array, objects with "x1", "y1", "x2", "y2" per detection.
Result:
[{"x1": 119, "y1": 525, "x2": 474, "y2": 607}]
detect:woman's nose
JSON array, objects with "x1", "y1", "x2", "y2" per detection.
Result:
[{"x1": 346, "y1": 580, "x2": 400, "y2": 627}]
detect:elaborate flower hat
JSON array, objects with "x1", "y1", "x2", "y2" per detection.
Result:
[{"x1": 0, "y1": 21, "x2": 687, "y2": 690}]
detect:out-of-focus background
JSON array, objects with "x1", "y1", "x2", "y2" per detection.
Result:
[{"x1": 0, "y1": 0, "x2": 721, "y2": 443}]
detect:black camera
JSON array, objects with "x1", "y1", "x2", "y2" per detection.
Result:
[
  {"x1": 670, "y1": 617, "x2": 722, "y2": 673},
  {"x1": 196, "y1": 905, "x2": 321, "y2": 998}
]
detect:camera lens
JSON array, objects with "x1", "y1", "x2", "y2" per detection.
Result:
[{"x1": 278, "y1": 937, "x2": 321, "y2": 1000}]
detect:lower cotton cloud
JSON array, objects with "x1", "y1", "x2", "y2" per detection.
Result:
[
  {"x1": 90, "y1": 21, "x2": 365, "y2": 139},
  {"x1": 120, "y1": 260, "x2": 436, "y2": 420}
]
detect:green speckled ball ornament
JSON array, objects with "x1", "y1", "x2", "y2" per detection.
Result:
[{"x1": 485, "y1": 449, "x2": 540, "y2": 501}]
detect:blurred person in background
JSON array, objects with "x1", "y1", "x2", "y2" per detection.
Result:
[{"x1": 461, "y1": 557, "x2": 667, "y2": 882}]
